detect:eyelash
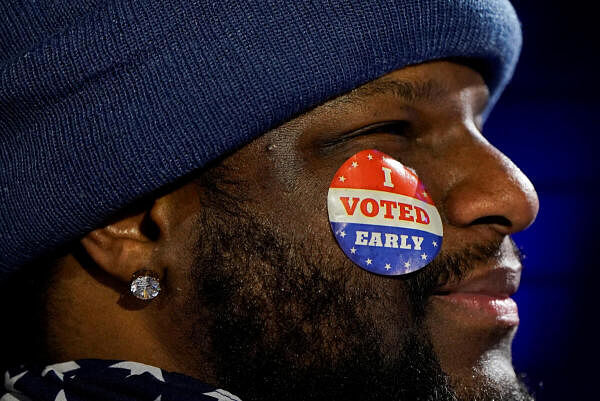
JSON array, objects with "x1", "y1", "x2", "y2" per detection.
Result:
[
  {"x1": 356, "y1": 121, "x2": 408, "y2": 136},
  {"x1": 323, "y1": 120, "x2": 408, "y2": 147}
]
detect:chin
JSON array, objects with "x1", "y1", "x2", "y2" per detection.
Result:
[{"x1": 425, "y1": 298, "x2": 532, "y2": 400}]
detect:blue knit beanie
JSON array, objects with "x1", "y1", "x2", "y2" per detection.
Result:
[{"x1": 0, "y1": 0, "x2": 521, "y2": 275}]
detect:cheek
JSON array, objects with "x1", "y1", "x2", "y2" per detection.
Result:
[
  {"x1": 218, "y1": 139, "x2": 421, "y2": 352},
  {"x1": 237, "y1": 165, "x2": 332, "y2": 243}
]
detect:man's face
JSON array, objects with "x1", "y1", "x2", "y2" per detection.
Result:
[{"x1": 166, "y1": 61, "x2": 538, "y2": 400}]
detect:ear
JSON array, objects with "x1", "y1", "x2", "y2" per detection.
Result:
[
  {"x1": 80, "y1": 200, "x2": 163, "y2": 284},
  {"x1": 80, "y1": 183, "x2": 202, "y2": 286}
]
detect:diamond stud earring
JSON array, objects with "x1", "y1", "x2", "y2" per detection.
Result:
[{"x1": 129, "y1": 269, "x2": 161, "y2": 300}]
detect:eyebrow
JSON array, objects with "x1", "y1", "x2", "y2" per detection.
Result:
[{"x1": 326, "y1": 78, "x2": 448, "y2": 109}]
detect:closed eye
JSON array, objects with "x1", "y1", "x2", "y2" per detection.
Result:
[
  {"x1": 354, "y1": 121, "x2": 408, "y2": 136},
  {"x1": 323, "y1": 120, "x2": 409, "y2": 147}
]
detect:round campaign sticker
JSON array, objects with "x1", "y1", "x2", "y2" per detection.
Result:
[{"x1": 328, "y1": 149, "x2": 443, "y2": 275}]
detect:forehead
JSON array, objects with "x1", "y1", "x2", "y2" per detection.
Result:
[{"x1": 320, "y1": 61, "x2": 489, "y2": 116}]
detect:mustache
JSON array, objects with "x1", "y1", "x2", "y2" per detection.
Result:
[{"x1": 403, "y1": 238, "x2": 523, "y2": 318}]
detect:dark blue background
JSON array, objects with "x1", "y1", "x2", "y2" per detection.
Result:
[{"x1": 485, "y1": 2, "x2": 598, "y2": 399}]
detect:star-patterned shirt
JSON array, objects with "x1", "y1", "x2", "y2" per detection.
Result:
[{"x1": 2, "y1": 360, "x2": 242, "y2": 401}]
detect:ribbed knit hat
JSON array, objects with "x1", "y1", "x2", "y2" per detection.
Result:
[{"x1": 0, "y1": 0, "x2": 522, "y2": 275}]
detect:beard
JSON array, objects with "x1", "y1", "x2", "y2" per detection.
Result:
[{"x1": 184, "y1": 185, "x2": 534, "y2": 401}]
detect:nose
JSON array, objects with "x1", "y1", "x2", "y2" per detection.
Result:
[{"x1": 442, "y1": 133, "x2": 539, "y2": 235}]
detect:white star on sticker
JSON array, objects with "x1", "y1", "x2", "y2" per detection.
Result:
[
  {"x1": 367, "y1": 154, "x2": 373, "y2": 160},
  {"x1": 338, "y1": 176, "x2": 346, "y2": 182},
  {"x1": 366, "y1": 258, "x2": 372, "y2": 265},
  {"x1": 351, "y1": 161, "x2": 359, "y2": 168},
  {"x1": 109, "y1": 361, "x2": 165, "y2": 382},
  {"x1": 421, "y1": 253, "x2": 427, "y2": 260},
  {"x1": 404, "y1": 261, "x2": 411, "y2": 268},
  {"x1": 42, "y1": 361, "x2": 80, "y2": 381},
  {"x1": 432, "y1": 241, "x2": 438, "y2": 247},
  {"x1": 350, "y1": 247, "x2": 357, "y2": 254},
  {"x1": 339, "y1": 231, "x2": 346, "y2": 238},
  {"x1": 4, "y1": 370, "x2": 27, "y2": 392},
  {"x1": 422, "y1": 191, "x2": 429, "y2": 198},
  {"x1": 384, "y1": 263, "x2": 392, "y2": 270}
]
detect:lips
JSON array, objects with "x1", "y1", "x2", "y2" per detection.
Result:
[{"x1": 431, "y1": 266, "x2": 522, "y2": 326}]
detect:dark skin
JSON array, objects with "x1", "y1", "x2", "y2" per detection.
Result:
[{"x1": 45, "y1": 61, "x2": 539, "y2": 400}]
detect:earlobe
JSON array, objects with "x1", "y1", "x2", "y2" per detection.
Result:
[{"x1": 80, "y1": 210, "x2": 161, "y2": 285}]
